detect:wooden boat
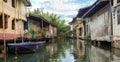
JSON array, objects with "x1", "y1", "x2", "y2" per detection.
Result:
[{"x1": 7, "y1": 42, "x2": 45, "y2": 53}]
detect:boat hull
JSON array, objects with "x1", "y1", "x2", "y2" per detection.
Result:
[{"x1": 7, "y1": 42, "x2": 45, "y2": 53}]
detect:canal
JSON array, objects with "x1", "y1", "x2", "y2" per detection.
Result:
[{"x1": 0, "y1": 38, "x2": 120, "y2": 62}]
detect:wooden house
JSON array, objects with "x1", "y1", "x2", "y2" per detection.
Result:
[
  {"x1": 0, "y1": 0, "x2": 31, "y2": 39},
  {"x1": 76, "y1": 6, "x2": 91, "y2": 39},
  {"x1": 82, "y1": 0, "x2": 111, "y2": 41},
  {"x1": 76, "y1": 0, "x2": 120, "y2": 48},
  {"x1": 27, "y1": 14, "x2": 57, "y2": 39},
  {"x1": 112, "y1": 0, "x2": 120, "y2": 48},
  {"x1": 69, "y1": 17, "x2": 83, "y2": 38}
]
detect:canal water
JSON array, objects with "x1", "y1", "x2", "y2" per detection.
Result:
[{"x1": 0, "y1": 38, "x2": 120, "y2": 62}]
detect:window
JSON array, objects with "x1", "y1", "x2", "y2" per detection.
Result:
[
  {"x1": 12, "y1": 0, "x2": 15, "y2": 8},
  {"x1": 4, "y1": 0, "x2": 7, "y2": 2},
  {"x1": 12, "y1": 19, "x2": 15, "y2": 30},
  {"x1": 24, "y1": 22, "x2": 28, "y2": 30},
  {"x1": 0, "y1": 15, "x2": 8, "y2": 29},
  {"x1": 79, "y1": 28, "x2": 82, "y2": 36},
  {"x1": 117, "y1": 9, "x2": 120, "y2": 24},
  {"x1": 5, "y1": 15, "x2": 8, "y2": 29},
  {"x1": 0, "y1": 15, "x2": 2, "y2": 28}
]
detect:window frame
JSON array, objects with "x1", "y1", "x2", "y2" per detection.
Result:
[
  {"x1": 0, "y1": 15, "x2": 8, "y2": 29},
  {"x1": 12, "y1": 0, "x2": 16, "y2": 8},
  {"x1": 12, "y1": 19, "x2": 15, "y2": 30}
]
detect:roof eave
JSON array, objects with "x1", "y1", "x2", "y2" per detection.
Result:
[{"x1": 82, "y1": 0, "x2": 109, "y2": 18}]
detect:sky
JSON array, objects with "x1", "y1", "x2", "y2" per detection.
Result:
[{"x1": 30, "y1": 0, "x2": 96, "y2": 24}]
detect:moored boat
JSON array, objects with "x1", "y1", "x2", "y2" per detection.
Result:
[{"x1": 7, "y1": 42, "x2": 45, "y2": 53}]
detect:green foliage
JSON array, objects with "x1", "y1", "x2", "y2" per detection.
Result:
[
  {"x1": 29, "y1": 29, "x2": 37, "y2": 35},
  {"x1": 31, "y1": 9, "x2": 70, "y2": 36},
  {"x1": 29, "y1": 29, "x2": 38, "y2": 39}
]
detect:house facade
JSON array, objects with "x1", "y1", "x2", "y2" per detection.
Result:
[
  {"x1": 75, "y1": 18, "x2": 83, "y2": 39},
  {"x1": 69, "y1": 17, "x2": 83, "y2": 38},
  {"x1": 81, "y1": 0, "x2": 111, "y2": 41},
  {"x1": 112, "y1": 0, "x2": 120, "y2": 48},
  {"x1": 0, "y1": 0, "x2": 31, "y2": 39},
  {"x1": 27, "y1": 14, "x2": 57, "y2": 39},
  {"x1": 76, "y1": 0, "x2": 120, "y2": 48},
  {"x1": 76, "y1": 6, "x2": 91, "y2": 39}
]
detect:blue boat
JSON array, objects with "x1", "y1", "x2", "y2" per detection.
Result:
[{"x1": 7, "y1": 42, "x2": 45, "y2": 53}]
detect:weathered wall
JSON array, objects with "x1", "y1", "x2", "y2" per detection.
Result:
[
  {"x1": 90, "y1": 4, "x2": 111, "y2": 41},
  {"x1": 112, "y1": 1, "x2": 120, "y2": 48},
  {"x1": 49, "y1": 25, "x2": 57, "y2": 37},
  {"x1": 113, "y1": 3, "x2": 120, "y2": 41},
  {"x1": 0, "y1": 1, "x2": 28, "y2": 39},
  {"x1": 84, "y1": 18, "x2": 91, "y2": 38},
  {"x1": 75, "y1": 20, "x2": 83, "y2": 38}
]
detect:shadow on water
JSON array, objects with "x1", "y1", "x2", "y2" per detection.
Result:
[{"x1": 0, "y1": 38, "x2": 120, "y2": 62}]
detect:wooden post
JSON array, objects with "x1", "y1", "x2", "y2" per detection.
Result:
[
  {"x1": 14, "y1": 0, "x2": 18, "y2": 57},
  {"x1": 2, "y1": 0, "x2": 6, "y2": 55},
  {"x1": 14, "y1": 0, "x2": 17, "y2": 43},
  {"x1": 42, "y1": 20, "x2": 43, "y2": 32},
  {"x1": 20, "y1": 1, "x2": 23, "y2": 42}
]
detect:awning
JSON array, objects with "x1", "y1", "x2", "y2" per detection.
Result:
[{"x1": 82, "y1": 0, "x2": 109, "y2": 18}]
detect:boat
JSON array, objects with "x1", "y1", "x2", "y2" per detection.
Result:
[{"x1": 7, "y1": 42, "x2": 45, "y2": 53}]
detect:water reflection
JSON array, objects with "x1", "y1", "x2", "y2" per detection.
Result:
[
  {"x1": 0, "y1": 38, "x2": 120, "y2": 62},
  {"x1": 111, "y1": 48, "x2": 120, "y2": 62}
]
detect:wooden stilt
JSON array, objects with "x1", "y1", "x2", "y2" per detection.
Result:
[
  {"x1": 42, "y1": 20, "x2": 43, "y2": 32},
  {"x1": 98, "y1": 41, "x2": 100, "y2": 47},
  {"x1": 20, "y1": 1, "x2": 24, "y2": 42},
  {"x1": 14, "y1": 0, "x2": 18, "y2": 57},
  {"x1": 2, "y1": 0, "x2": 6, "y2": 55},
  {"x1": 94, "y1": 41, "x2": 96, "y2": 46},
  {"x1": 4, "y1": 55, "x2": 6, "y2": 62},
  {"x1": 14, "y1": 0, "x2": 17, "y2": 44}
]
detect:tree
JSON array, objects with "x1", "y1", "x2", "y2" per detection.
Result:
[{"x1": 31, "y1": 10, "x2": 70, "y2": 36}]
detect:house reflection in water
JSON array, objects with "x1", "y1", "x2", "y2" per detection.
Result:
[
  {"x1": 46, "y1": 42, "x2": 57, "y2": 57},
  {"x1": 112, "y1": 48, "x2": 120, "y2": 62},
  {"x1": 1, "y1": 38, "x2": 120, "y2": 62},
  {"x1": 84, "y1": 41, "x2": 120, "y2": 62},
  {"x1": 72, "y1": 39, "x2": 120, "y2": 62}
]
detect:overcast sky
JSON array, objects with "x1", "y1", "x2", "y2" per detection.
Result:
[{"x1": 30, "y1": 0, "x2": 96, "y2": 24}]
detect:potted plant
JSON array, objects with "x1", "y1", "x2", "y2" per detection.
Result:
[{"x1": 29, "y1": 29, "x2": 38, "y2": 39}]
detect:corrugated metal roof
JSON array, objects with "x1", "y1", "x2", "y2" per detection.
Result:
[
  {"x1": 82, "y1": 0, "x2": 109, "y2": 18},
  {"x1": 28, "y1": 14, "x2": 57, "y2": 27},
  {"x1": 77, "y1": 6, "x2": 91, "y2": 17}
]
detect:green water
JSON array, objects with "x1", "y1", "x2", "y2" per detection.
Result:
[{"x1": 0, "y1": 38, "x2": 120, "y2": 62}]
